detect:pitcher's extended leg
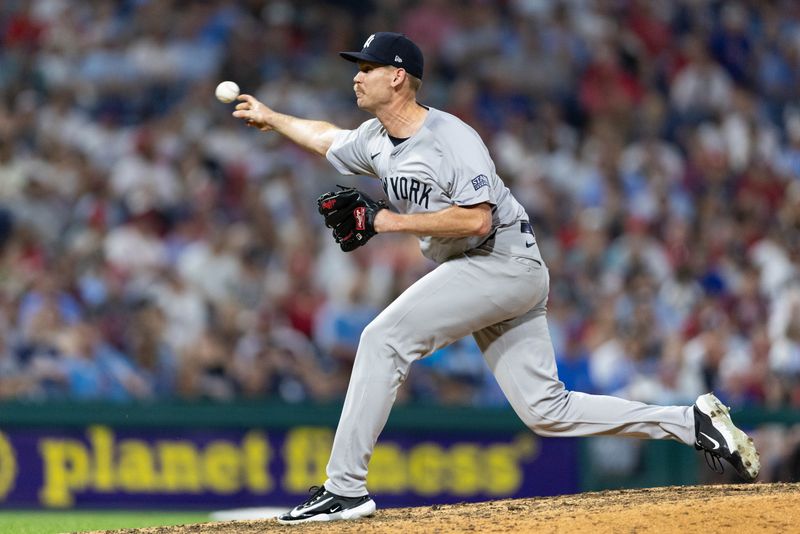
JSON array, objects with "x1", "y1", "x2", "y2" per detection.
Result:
[{"x1": 475, "y1": 304, "x2": 695, "y2": 445}]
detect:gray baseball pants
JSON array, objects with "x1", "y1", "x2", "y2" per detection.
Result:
[{"x1": 324, "y1": 224, "x2": 695, "y2": 497}]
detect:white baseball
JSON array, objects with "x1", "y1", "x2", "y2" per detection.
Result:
[{"x1": 215, "y1": 81, "x2": 240, "y2": 103}]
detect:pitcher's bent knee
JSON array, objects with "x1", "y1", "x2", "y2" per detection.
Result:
[
  {"x1": 358, "y1": 316, "x2": 418, "y2": 371},
  {"x1": 359, "y1": 318, "x2": 391, "y2": 350},
  {"x1": 516, "y1": 395, "x2": 570, "y2": 436}
]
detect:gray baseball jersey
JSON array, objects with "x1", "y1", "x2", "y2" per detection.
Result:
[
  {"x1": 327, "y1": 107, "x2": 527, "y2": 262},
  {"x1": 320, "y1": 106, "x2": 695, "y2": 499}
]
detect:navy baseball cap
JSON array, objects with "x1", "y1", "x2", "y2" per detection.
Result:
[{"x1": 340, "y1": 32, "x2": 424, "y2": 79}]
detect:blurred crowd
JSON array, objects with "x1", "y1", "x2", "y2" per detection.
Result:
[{"x1": 1, "y1": 0, "x2": 800, "y2": 438}]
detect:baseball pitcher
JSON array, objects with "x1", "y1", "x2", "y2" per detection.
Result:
[{"x1": 232, "y1": 32, "x2": 760, "y2": 525}]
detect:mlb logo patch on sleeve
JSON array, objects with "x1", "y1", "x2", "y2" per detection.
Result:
[{"x1": 472, "y1": 174, "x2": 490, "y2": 191}]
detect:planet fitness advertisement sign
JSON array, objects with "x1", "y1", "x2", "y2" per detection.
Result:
[{"x1": 0, "y1": 425, "x2": 578, "y2": 509}]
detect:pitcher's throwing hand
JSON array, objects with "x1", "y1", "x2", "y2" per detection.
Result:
[{"x1": 233, "y1": 94, "x2": 275, "y2": 131}]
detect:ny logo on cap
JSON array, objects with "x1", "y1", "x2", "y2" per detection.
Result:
[{"x1": 363, "y1": 34, "x2": 375, "y2": 48}]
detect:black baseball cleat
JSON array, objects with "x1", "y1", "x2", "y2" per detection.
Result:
[
  {"x1": 277, "y1": 485, "x2": 376, "y2": 525},
  {"x1": 693, "y1": 393, "x2": 760, "y2": 481}
]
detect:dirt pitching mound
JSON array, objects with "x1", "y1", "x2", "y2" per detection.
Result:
[{"x1": 103, "y1": 483, "x2": 800, "y2": 534}]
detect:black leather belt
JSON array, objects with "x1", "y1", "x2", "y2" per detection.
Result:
[
  {"x1": 520, "y1": 221, "x2": 533, "y2": 235},
  {"x1": 476, "y1": 220, "x2": 536, "y2": 251}
]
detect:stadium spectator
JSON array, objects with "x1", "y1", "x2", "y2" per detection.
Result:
[{"x1": 0, "y1": 0, "x2": 799, "y2": 425}]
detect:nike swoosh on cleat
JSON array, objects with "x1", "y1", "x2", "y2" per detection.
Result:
[
  {"x1": 291, "y1": 496, "x2": 334, "y2": 517},
  {"x1": 525, "y1": 241, "x2": 535, "y2": 248},
  {"x1": 700, "y1": 431, "x2": 720, "y2": 450},
  {"x1": 370, "y1": 152, "x2": 380, "y2": 159}
]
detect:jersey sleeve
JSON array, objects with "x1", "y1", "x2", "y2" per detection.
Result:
[
  {"x1": 325, "y1": 120, "x2": 378, "y2": 177},
  {"x1": 443, "y1": 127, "x2": 498, "y2": 207}
]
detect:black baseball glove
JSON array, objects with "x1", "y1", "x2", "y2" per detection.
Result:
[{"x1": 317, "y1": 186, "x2": 388, "y2": 251}]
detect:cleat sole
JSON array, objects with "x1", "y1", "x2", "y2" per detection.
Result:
[{"x1": 698, "y1": 394, "x2": 760, "y2": 480}]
